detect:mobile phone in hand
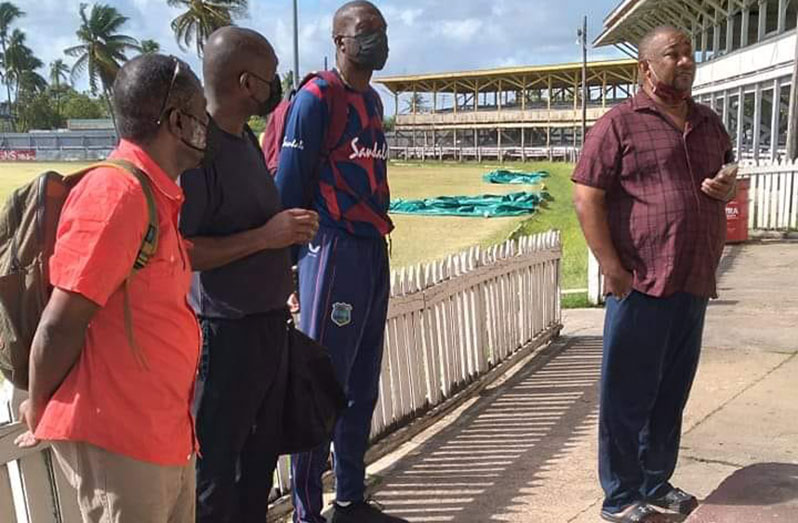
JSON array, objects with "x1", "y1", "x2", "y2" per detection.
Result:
[{"x1": 717, "y1": 163, "x2": 739, "y2": 181}]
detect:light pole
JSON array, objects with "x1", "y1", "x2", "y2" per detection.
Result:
[
  {"x1": 293, "y1": 0, "x2": 300, "y2": 88},
  {"x1": 577, "y1": 16, "x2": 588, "y2": 149}
]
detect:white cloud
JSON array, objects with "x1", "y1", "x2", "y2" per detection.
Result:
[
  {"x1": 9, "y1": 0, "x2": 627, "y2": 113},
  {"x1": 382, "y1": 6, "x2": 424, "y2": 27},
  {"x1": 438, "y1": 19, "x2": 483, "y2": 42}
]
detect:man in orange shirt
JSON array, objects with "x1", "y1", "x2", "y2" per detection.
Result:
[{"x1": 15, "y1": 54, "x2": 207, "y2": 522}]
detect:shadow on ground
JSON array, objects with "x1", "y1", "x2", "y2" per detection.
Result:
[
  {"x1": 685, "y1": 463, "x2": 798, "y2": 522},
  {"x1": 372, "y1": 336, "x2": 604, "y2": 522}
]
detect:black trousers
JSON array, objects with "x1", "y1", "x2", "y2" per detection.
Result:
[{"x1": 194, "y1": 310, "x2": 289, "y2": 523}]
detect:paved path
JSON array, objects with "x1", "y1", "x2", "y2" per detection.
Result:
[{"x1": 366, "y1": 240, "x2": 798, "y2": 522}]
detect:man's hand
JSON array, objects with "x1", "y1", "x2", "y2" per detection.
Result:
[
  {"x1": 260, "y1": 209, "x2": 319, "y2": 249},
  {"x1": 702, "y1": 164, "x2": 738, "y2": 201},
  {"x1": 14, "y1": 399, "x2": 42, "y2": 449},
  {"x1": 287, "y1": 292, "x2": 300, "y2": 314},
  {"x1": 604, "y1": 265, "x2": 634, "y2": 299}
]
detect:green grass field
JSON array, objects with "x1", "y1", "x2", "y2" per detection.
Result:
[{"x1": 0, "y1": 160, "x2": 588, "y2": 305}]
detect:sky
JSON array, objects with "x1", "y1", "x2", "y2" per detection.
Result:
[{"x1": 13, "y1": 0, "x2": 626, "y2": 113}]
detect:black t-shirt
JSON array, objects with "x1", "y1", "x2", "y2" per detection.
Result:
[{"x1": 179, "y1": 121, "x2": 292, "y2": 318}]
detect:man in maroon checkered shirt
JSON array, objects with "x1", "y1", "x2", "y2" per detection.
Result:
[{"x1": 572, "y1": 26, "x2": 737, "y2": 523}]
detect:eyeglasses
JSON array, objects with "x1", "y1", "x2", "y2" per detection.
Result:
[{"x1": 156, "y1": 57, "x2": 181, "y2": 126}]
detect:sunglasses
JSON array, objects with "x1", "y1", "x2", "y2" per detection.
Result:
[{"x1": 156, "y1": 57, "x2": 181, "y2": 126}]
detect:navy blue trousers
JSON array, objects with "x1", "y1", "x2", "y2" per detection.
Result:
[
  {"x1": 599, "y1": 291, "x2": 708, "y2": 513},
  {"x1": 291, "y1": 227, "x2": 390, "y2": 523},
  {"x1": 194, "y1": 310, "x2": 290, "y2": 523}
]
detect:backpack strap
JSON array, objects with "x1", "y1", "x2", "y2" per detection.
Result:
[
  {"x1": 287, "y1": 70, "x2": 349, "y2": 208},
  {"x1": 65, "y1": 159, "x2": 159, "y2": 270},
  {"x1": 65, "y1": 159, "x2": 159, "y2": 370},
  {"x1": 315, "y1": 70, "x2": 349, "y2": 158}
]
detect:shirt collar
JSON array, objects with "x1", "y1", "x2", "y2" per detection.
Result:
[
  {"x1": 631, "y1": 89, "x2": 707, "y2": 128},
  {"x1": 111, "y1": 139, "x2": 184, "y2": 204}
]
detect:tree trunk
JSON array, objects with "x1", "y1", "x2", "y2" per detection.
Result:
[
  {"x1": 2, "y1": 39, "x2": 14, "y2": 131},
  {"x1": 103, "y1": 85, "x2": 118, "y2": 138}
]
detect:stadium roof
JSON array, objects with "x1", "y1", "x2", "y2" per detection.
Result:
[
  {"x1": 376, "y1": 59, "x2": 638, "y2": 94},
  {"x1": 594, "y1": 0, "x2": 713, "y2": 49}
]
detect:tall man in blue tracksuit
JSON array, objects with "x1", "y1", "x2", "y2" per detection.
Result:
[{"x1": 275, "y1": 2, "x2": 405, "y2": 523}]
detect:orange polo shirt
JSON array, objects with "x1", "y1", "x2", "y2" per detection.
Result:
[{"x1": 35, "y1": 140, "x2": 201, "y2": 466}]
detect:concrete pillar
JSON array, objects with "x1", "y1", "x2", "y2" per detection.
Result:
[
  {"x1": 521, "y1": 128, "x2": 526, "y2": 162},
  {"x1": 497, "y1": 128, "x2": 503, "y2": 163},
  {"x1": 742, "y1": 6, "x2": 750, "y2": 47},
  {"x1": 736, "y1": 86, "x2": 745, "y2": 155},
  {"x1": 758, "y1": 0, "x2": 768, "y2": 41},
  {"x1": 753, "y1": 84, "x2": 763, "y2": 161},
  {"x1": 771, "y1": 79, "x2": 781, "y2": 160}
]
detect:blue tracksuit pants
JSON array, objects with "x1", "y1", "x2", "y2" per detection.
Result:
[{"x1": 291, "y1": 226, "x2": 389, "y2": 522}]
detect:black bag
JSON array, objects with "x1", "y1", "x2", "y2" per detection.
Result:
[{"x1": 279, "y1": 321, "x2": 347, "y2": 454}]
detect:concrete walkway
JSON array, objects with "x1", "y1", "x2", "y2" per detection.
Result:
[{"x1": 365, "y1": 240, "x2": 798, "y2": 522}]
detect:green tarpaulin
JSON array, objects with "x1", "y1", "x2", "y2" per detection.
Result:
[
  {"x1": 389, "y1": 191, "x2": 550, "y2": 218},
  {"x1": 482, "y1": 169, "x2": 549, "y2": 185}
]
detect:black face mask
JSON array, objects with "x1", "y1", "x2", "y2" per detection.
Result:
[
  {"x1": 350, "y1": 30, "x2": 389, "y2": 71},
  {"x1": 253, "y1": 74, "x2": 283, "y2": 117}
]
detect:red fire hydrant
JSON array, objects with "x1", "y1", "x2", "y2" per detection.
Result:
[{"x1": 725, "y1": 178, "x2": 750, "y2": 244}]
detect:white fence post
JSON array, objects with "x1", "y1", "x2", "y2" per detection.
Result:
[{"x1": 587, "y1": 250, "x2": 603, "y2": 305}]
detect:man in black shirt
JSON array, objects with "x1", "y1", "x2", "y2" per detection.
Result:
[{"x1": 180, "y1": 27, "x2": 319, "y2": 523}]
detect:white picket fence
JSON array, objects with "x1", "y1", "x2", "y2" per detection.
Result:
[
  {"x1": 372, "y1": 230, "x2": 562, "y2": 438},
  {"x1": 0, "y1": 385, "x2": 82, "y2": 523},
  {"x1": 0, "y1": 231, "x2": 563, "y2": 521},
  {"x1": 739, "y1": 159, "x2": 798, "y2": 231}
]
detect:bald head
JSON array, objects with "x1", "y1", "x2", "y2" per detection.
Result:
[
  {"x1": 638, "y1": 25, "x2": 689, "y2": 61},
  {"x1": 638, "y1": 25, "x2": 695, "y2": 99},
  {"x1": 333, "y1": 1, "x2": 384, "y2": 37},
  {"x1": 203, "y1": 26, "x2": 277, "y2": 95}
]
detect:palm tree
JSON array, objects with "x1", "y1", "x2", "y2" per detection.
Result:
[
  {"x1": 50, "y1": 58, "x2": 70, "y2": 115},
  {"x1": 167, "y1": 0, "x2": 248, "y2": 56},
  {"x1": 404, "y1": 93, "x2": 427, "y2": 114},
  {"x1": 64, "y1": 3, "x2": 139, "y2": 121},
  {"x1": 16, "y1": 67, "x2": 47, "y2": 95},
  {"x1": 4, "y1": 29, "x2": 44, "y2": 105},
  {"x1": 49, "y1": 58, "x2": 69, "y2": 87},
  {"x1": 0, "y1": 2, "x2": 24, "y2": 126},
  {"x1": 139, "y1": 39, "x2": 160, "y2": 54}
]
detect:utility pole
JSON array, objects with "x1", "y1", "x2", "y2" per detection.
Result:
[
  {"x1": 292, "y1": 0, "x2": 300, "y2": 87},
  {"x1": 787, "y1": 10, "x2": 798, "y2": 159},
  {"x1": 578, "y1": 15, "x2": 588, "y2": 149}
]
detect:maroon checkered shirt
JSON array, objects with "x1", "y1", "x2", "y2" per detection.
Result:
[{"x1": 572, "y1": 90, "x2": 733, "y2": 298}]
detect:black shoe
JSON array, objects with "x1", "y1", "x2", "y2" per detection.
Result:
[
  {"x1": 648, "y1": 486, "x2": 699, "y2": 515},
  {"x1": 331, "y1": 500, "x2": 408, "y2": 523}
]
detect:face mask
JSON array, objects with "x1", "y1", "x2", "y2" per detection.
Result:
[
  {"x1": 648, "y1": 63, "x2": 690, "y2": 105},
  {"x1": 252, "y1": 74, "x2": 283, "y2": 117},
  {"x1": 179, "y1": 111, "x2": 214, "y2": 166},
  {"x1": 350, "y1": 30, "x2": 389, "y2": 71}
]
